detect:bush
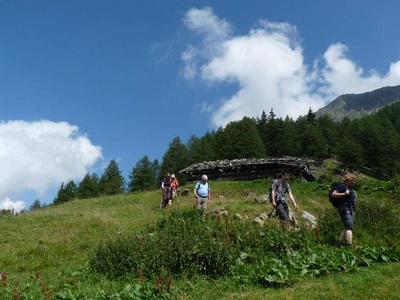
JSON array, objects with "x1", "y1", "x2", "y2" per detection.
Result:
[{"x1": 89, "y1": 209, "x2": 317, "y2": 280}]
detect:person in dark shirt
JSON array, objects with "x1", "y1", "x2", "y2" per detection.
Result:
[
  {"x1": 160, "y1": 173, "x2": 172, "y2": 209},
  {"x1": 331, "y1": 173, "x2": 357, "y2": 249}
]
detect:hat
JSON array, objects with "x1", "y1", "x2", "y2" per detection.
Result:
[{"x1": 171, "y1": 174, "x2": 176, "y2": 179}]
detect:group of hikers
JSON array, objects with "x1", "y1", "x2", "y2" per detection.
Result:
[
  {"x1": 160, "y1": 173, "x2": 179, "y2": 209},
  {"x1": 160, "y1": 169, "x2": 357, "y2": 249},
  {"x1": 268, "y1": 169, "x2": 357, "y2": 249},
  {"x1": 160, "y1": 173, "x2": 211, "y2": 210}
]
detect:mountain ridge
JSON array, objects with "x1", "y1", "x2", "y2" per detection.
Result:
[{"x1": 315, "y1": 84, "x2": 400, "y2": 121}]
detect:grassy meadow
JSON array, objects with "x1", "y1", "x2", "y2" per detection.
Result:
[{"x1": 1, "y1": 175, "x2": 400, "y2": 299}]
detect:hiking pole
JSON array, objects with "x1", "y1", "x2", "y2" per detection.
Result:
[{"x1": 268, "y1": 207, "x2": 275, "y2": 218}]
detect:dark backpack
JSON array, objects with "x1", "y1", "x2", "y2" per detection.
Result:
[{"x1": 329, "y1": 182, "x2": 342, "y2": 207}]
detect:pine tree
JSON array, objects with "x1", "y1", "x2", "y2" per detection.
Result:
[
  {"x1": 128, "y1": 155, "x2": 159, "y2": 192},
  {"x1": 29, "y1": 199, "x2": 42, "y2": 210},
  {"x1": 256, "y1": 110, "x2": 268, "y2": 153},
  {"x1": 306, "y1": 107, "x2": 317, "y2": 124},
  {"x1": 98, "y1": 159, "x2": 125, "y2": 195},
  {"x1": 53, "y1": 180, "x2": 77, "y2": 205},
  {"x1": 159, "y1": 137, "x2": 189, "y2": 183},
  {"x1": 298, "y1": 122, "x2": 327, "y2": 159},
  {"x1": 223, "y1": 117, "x2": 266, "y2": 159},
  {"x1": 187, "y1": 132, "x2": 216, "y2": 164},
  {"x1": 78, "y1": 173, "x2": 98, "y2": 199}
]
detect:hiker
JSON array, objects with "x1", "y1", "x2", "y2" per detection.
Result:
[
  {"x1": 271, "y1": 170, "x2": 299, "y2": 224},
  {"x1": 194, "y1": 174, "x2": 210, "y2": 210},
  {"x1": 161, "y1": 173, "x2": 172, "y2": 208},
  {"x1": 170, "y1": 173, "x2": 179, "y2": 205},
  {"x1": 331, "y1": 173, "x2": 357, "y2": 249}
]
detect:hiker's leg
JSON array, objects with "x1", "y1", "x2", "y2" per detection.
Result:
[
  {"x1": 336, "y1": 229, "x2": 346, "y2": 247},
  {"x1": 195, "y1": 197, "x2": 202, "y2": 210},
  {"x1": 202, "y1": 197, "x2": 208, "y2": 210},
  {"x1": 340, "y1": 207, "x2": 355, "y2": 247},
  {"x1": 276, "y1": 202, "x2": 289, "y2": 223},
  {"x1": 162, "y1": 189, "x2": 169, "y2": 208},
  {"x1": 338, "y1": 229, "x2": 346, "y2": 241},
  {"x1": 345, "y1": 230, "x2": 353, "y2": 246}
]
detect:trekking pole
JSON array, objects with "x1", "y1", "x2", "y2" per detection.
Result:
[{"x1": 268, "y1": 207, "x2": 275, "y2": 218}]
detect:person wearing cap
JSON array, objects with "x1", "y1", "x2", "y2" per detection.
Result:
[
  {"x1": 161, "y1": 173, "x2": 172, "y2": 208},
  {"x1": 170, "y1": 174, "x2": 179, "y2": 205},
  {"x1": 194, "y1": 174, "x2": 211, "y2": 210}
]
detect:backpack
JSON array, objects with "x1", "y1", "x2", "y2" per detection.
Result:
[
  {"x1": 268, "y1": 179, "x2": 280, "y2": 202},
  {"x1": 329, "y1": 182, "x2": 342, "y2": 207}
]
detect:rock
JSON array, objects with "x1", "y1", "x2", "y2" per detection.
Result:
[
  {"x1": 254, "y1": 195, "x2": 270, "y2": 204},
  {"x1": 252, "y1": 217, "x2": 265, "y2": 226},
  {"x1": 180, "y1": 189, "x2": 190, "y2": 196},
  {"x1": 302, "y1": 210, "x2": 318, "y2": 228},
  {"x1": 233, "y1": 213, "x2": 242, "y2": 220},
  {"x1": 258, "y1": 212, "x2": 269, "y2": 220},
  {"x1": 205, "y1": 207, "x2": 228, "y2": 217}
]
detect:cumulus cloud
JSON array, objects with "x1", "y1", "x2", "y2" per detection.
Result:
[
  {"x1": 0, "y1": 197, "x2": 25, "y2": 213},
  {"x1": 0, "y1": 120, "x2": 103, "y2": 212},
  {"x1": 181, "y1": 7, "x2": 400, "y2": 128}
]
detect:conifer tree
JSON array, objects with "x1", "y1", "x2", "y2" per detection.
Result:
[
  {"x1": 187, "y1": 132, "x2": 216, "y2": 164},
  {"x1": 159, "y1": 137, "x2": 189, "y2": 183},
  {"x1": 29, "y1": 199, "x2": 42, "y2": 210},
  {"x1": 53, "y1": 180, "x2": 77, "y2": 205},
  {"x1": 128, "y1": 155, "x2": 159, "y2": 192},
  {"x1": 222, "y1": 117, "x2": 266, "y2": 159},
  {"x1": 78, "y1": 173, "x2": 98, "y2": 199},
  {"x1": 98, "y1": 159, "x2": 125, "y2": 195}
]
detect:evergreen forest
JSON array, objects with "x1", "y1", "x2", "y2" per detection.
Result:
[{"x1": 42, "y1": 101, "x2": 400, "y2": 209}]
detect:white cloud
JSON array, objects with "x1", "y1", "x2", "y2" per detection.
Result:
[
  {"x1": 0, "y1": 120, "x2": 103, "y2": 210},
  {"x1": 0, "y1": 197, "x2": 25, "y2": 213},
  {"x1": 181, "y1": 8, "x2": 400, "y2": 128}
]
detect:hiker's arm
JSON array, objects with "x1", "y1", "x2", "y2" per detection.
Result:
[
  {"x1": 332, "y1": 189, "x2": 350, "y2": 198},
  {"x1": 194, "y1": 187, "x2": 198, "y2": 198},
  {"x1": 288, "y1": 192, "x2": 299, "y2": 210},
  {"x1": 271, "y1": 189, "x2": 276, "y2": 207}
]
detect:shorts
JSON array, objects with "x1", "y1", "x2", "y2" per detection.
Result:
[
  {"x1": 338, "y1": 206, "x2": 355, "y2": 231},
  {"x1": 196, "y1": 197, "x2": 208, "y2": 210},
  {"x1": 276, "y1": 201, "x2": 289, "y2": 222}
]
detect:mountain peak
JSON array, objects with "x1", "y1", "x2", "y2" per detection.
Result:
[{"x1": 315, "y1": 85, "x2": 400, "y2": 121}]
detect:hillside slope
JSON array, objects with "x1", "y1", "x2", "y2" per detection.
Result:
[{"x1": 1, "y1": 178, "x2": 399, "y2": 299}]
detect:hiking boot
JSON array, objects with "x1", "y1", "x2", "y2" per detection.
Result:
[
  {"x1": 346, "y1": 244, "x2": 354, "y2": 249},
  {"x1": 335, "y1": 240, "x2": 343, "y2": 248}
]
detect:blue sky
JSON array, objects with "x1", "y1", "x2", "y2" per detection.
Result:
[{"x1": 1, "y1": 0, "x2": 400, "y2": 212}]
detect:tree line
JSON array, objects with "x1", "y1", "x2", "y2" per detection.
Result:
[{"x1": 32, "y1": 101, "x2": 400, "y2": 210}]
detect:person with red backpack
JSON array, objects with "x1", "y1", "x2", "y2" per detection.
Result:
[{"x1": 331, "y1": 173, "x2": 357, "y2": 249}]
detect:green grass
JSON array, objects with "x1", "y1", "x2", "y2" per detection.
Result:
[{"x1": 1, "y1": 177, "x2": 399, "y2": 299}]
